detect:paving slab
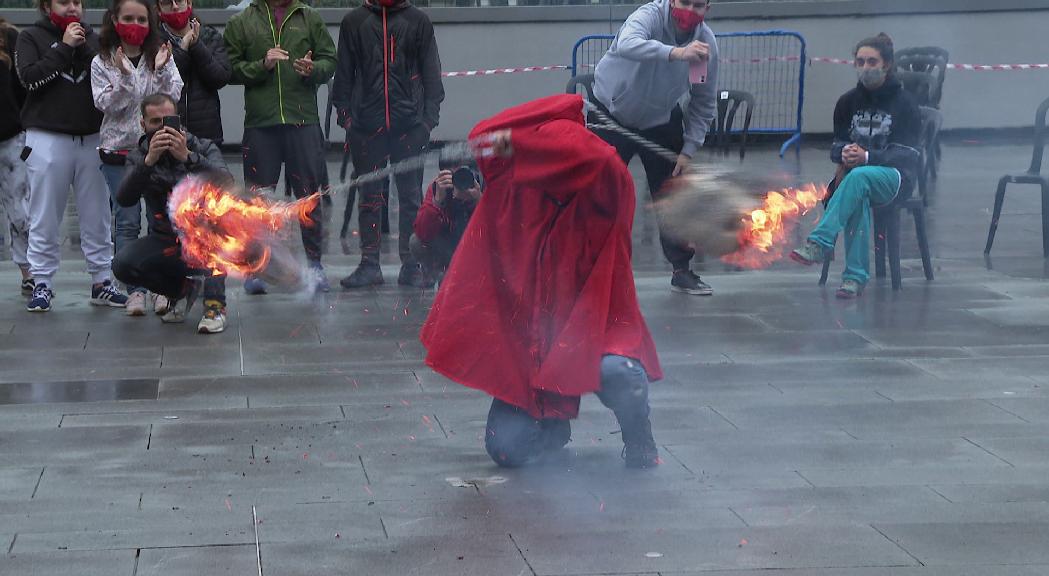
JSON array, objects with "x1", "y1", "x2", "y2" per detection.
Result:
[
  {"x1": 137, "y1": 545, "x2": 259, "y2": 576},
  {"x1": 0, "y1": 550, "x2": 135, "y2": 576},
  {"x1": 873, "y1": 522, "x2": 1049, "y2": 566}
]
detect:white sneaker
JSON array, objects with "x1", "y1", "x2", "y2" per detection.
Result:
[
  {"x1": 161, "y1": 301, "x2": 186, "y2": 323},
  {"x1": 197, "y1": 302, "x2": 226, "y2": 334},
  {"x1": 126, "y1": 291, "x2": 147, "y2": 316},
  {"x1": 152, "y1": 293, "x2": 171, "y2": 315}
]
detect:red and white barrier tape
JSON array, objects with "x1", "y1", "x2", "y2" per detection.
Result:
[{"x1": 441, "y1": 65, "x2": 568, "y2": 78}]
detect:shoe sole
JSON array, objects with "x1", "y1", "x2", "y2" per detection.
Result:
[
  {"x1": 836, "y1": 290, "x2": 861, "y2": 299},
  {"x1": 198, "y1": 325, "x2": 225, "y2": 334},
  {"x1": 26, "y1": 306, "x2": 50, "y2": 312},
  {"x1": 789, "y1": 252, "x2": 817, "y2": 266},
  {"x1": 162, "y1": 316, "x2": 186, "y2": 324},
  {"x1": 90, "y1": 298, "x2": 127, "y2": 307},
  {"x1": 671, "y1": 285, "x2": 714, "y2": 296},
  {"x1": 126, "y1": 308, "x2": 147, "y2": 317}
]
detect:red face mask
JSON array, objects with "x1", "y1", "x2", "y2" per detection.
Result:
[
  {"x1": 115, "y1": 22, "x2": 150, "y2": 46},
  {"x1": 377, "y1": 0, "x2": 397, "y2": 6},
  {"x1": 158, "y1": 8, "x2": 192, "y2": 31},
  {"x1": 671, "y1": 7, "x2": 704, "y2": 33},
  {"x1": 49, "y1": 11, "x2": 81, "y2": 32}
]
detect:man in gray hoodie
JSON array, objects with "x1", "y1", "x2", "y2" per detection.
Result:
[{"x1": 593, "y1": 0, "x2": 718, "y2": 296}]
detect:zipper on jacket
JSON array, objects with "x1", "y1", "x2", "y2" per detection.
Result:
[
  {"x1": 382, "y1": 6, "x2": 391, "y2": 131},
  {"x1": 265, "y1": 2, "x2": 301, "y2": 125}
]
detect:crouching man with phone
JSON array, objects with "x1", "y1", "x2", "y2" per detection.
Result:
[{"x1": 112, "y1": 93, "x2": 232, "y2": 333}]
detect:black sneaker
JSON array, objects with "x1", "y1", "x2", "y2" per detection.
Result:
[
  {"x1": 620, "y1": 417, "x2": 660, "y2": 469},
  {"x1": 398, "y1": 263, "x2": 431, "y2": 288},
  {"x1": 671, "y1": 269, "x2": 713, "y2": 296},
  {"x1": 340, "y1": 262, "x2": 384, "y2": 289},
  {"x1": 27, "y1": 283, "x2": 53, "y2": 312},
  {"x1": 21, "y1": 277, "x2": 35, "y2": 296},
  {"x1": 90, "y1": 280, "x2": 129, "y2": 307}
]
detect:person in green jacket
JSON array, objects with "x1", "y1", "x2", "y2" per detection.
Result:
[{"x1": 224, "y1": 0, "x2": 335, "y2": 294}]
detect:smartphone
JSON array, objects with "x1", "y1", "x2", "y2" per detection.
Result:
[{"x1": 162, "y1": 115, "x2": 181, "y2": 131}]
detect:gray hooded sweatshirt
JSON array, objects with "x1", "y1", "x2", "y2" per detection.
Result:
[{"x1": 593, "y1": 0, "x2": 718, "y2": 158}]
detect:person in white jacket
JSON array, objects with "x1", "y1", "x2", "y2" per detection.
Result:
[
  {"x1": 91, "y1": 0, "x2": 183, "y2": 316},
  {"x1": 593, "y1": 0, "x2": 718, "y2": 296}
]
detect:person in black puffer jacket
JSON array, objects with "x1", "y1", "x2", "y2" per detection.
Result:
[
  {"x1": 332, "y1": 0, "x2": 445, "y2": 290},
  {"x1": 790, "y1": 33, "x2": 921, "y2": 300},
  {"x1": 156, "y1": 0, "x2": 231, "y2": 144}
]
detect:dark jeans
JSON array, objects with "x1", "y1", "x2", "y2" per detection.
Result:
[
  {"x1": 590, "y1": 107, "x2": 694, "y2": 270},
  {"x1": 242, "y1": 124, "x2": 327, "y2": 263},
  {"x1": 408, "y1": 233, "x2": 455, "y2": 279},
  {"x1": 484, "y1": 355, "x2": 652, "y2": 467},
  {"x1": 112, "y1": 235, "x2": 226, "y2": 305},
  {"x1": 348, "y1": 124, "x2": 429, "y2": 264}
]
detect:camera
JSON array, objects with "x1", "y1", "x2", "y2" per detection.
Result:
[{"x1": 451, "y1": 166, "x2": 477, "y2": 192}]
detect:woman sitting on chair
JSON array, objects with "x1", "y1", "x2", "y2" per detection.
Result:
[{"x1": 791, "y1": 32, "x2": 921, "y2": 298}]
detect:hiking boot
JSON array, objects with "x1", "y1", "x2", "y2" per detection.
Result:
[
  {"x1": 398, "y1": 263, "x2": 430, "y2": 288},
  {"x1": 790, "y1": 240, "x2": 825, "y2": 266},
  {"x1": 26, "y1": 283, "x2": 53, "y2": 312},
  {"x1": 243, "y1": 276, "x2": 268, "y2": 295},
  {"x1": 90, "y1": 280, "x2": 128, "y2": 307},
  {"x1": 620, "y1": 415, "x2": 660, "y2": 469},
  {"x1": 671, "y1": 269, "x2": 713, "y2": 296},
  {"x1": 541, "y1": 419, "x2": 572, "y2": 452},
  {"x1": 197, "y1": 300, "x2": 226, "y2": 334},
  {"x1": 340, "y1": 261, "x2": 384, "y2": 289},
  {"x1": 125, "y1": 291, "x2": 147, "y2": 316},
  {"x1": 836, "y1": 279, "x2": 863, "y2": 299}
]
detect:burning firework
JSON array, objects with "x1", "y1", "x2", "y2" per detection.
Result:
[
  {"x1": 721, "y1": 182, "x2": 826, "y2": 269},
  {"x1": 655, "y1": 170, "x2": 826, "y2": 269},
  {"x1": 168, "y1": 176, "x2": 320, "y2": 282}
]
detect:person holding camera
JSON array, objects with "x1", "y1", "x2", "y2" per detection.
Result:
[
  {"x1": 409, "y1": 166, "x2": 482, "y2": 288},
  {"x1": 592, "y1": 0, "x2": 718, "y2": 296},
  {"x1": 112, "y1": 93, "x2": 230, "y2": 332},
  {"x1": 18, "y1": 0, "x2": 128, "y2": 312}
]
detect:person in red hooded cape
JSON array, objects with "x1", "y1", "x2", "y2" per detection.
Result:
[{"x1": 420, "y1": 94, "x2": 663, "y2": 469}]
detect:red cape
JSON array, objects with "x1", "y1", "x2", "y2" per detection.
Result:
[{"x1": 420, "y1": 94, "x2": 662, "y2": 419}]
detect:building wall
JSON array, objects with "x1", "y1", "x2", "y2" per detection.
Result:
[{"x1": 6, "y1": 1, "x2": 1048, "y2": 143}]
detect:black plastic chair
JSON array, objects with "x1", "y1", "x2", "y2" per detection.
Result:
[
  {"x1": 896, "y1": 47, "x2": 949, "y2": 109},
  {"x1": 984, "y1": 96, "x2": 1049, "y2": 258},
  {"x1": 565, "y1": 73, "x2": 597, "y2": 102},
  {"x1": 819, "y1": 108, "x2": 936, "y2": 290},
  {"x1": 897, "y1": 71, "x2": 943, "y2": 183},
  {"x1": 711, "y1": 89, "x2": 754, "y2": 159}
]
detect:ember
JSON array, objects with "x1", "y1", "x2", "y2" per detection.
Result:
[{"x1": 168, "y1": 177, "x2": 320, "y2": 279}]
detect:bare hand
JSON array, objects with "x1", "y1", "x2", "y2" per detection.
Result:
[
  {"x1": 842, "y1": 144, "x2": 867, "y2": 168},
  {"x1": 672, "y1": 41, "x2": 709, "y2": 63},
  {"x1": 167, "y1": 128, "x2": 190, "y2": 163},
  {"x1": 145, "y1": 128, "x2": 174, "y2": 166},
  {"x1": 433, "y1": 169, "x2": 453, "y2": 204},
  {"x1": 672, "y1": 154, "x2": 691, "y2": 177},
  {"x1": 115, "y1": 46, "x2": 131, "y2": 75},
  {"x1": 487, "y1": 130, "x2": 512, "y2": 158},
  {"x1": 180, "y1": 19, "x2": 200, "y2": 51},
  {"x1": 264, "y1": 46, "x2": 290, "y2": 71},
  {"x1": 155, "y1": 42, "x2": 172, "y2": 69},
  {"x1": 293, "y1": 50, "x2": 314, "y2": 78},
  {"x1": 62, "y1": 22, "x2": 86, "y2": 48},
  {"x1": 455, "y1": 182, "x2": 482, "y2": 203}
]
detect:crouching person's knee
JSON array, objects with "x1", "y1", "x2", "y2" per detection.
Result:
[{"x1": 484, "y1": 398, "x2": 543, "y2": 468}]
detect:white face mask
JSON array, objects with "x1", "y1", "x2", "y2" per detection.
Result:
[{"x1": 858, "y1": 67, "x2": 887, "y2": 89}]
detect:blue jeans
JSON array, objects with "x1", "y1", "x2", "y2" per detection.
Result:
[
  {"x1": 484, "y1": 355, "x2": 652, "y2": 467},
  {"x1": 101, "y1": 162, "x2": 143, "y2": 292},
  {"x1": 809, "y1": 166, "x2": 901, "y2": 285}
]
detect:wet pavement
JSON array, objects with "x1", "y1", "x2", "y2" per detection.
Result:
[{"x1": 1, "y1": 141, "x2": 1048, "y2": 575}]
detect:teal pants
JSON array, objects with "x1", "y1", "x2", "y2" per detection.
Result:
[{"x1": 809, "y1": 166, "x2": 901, "y2": 285}]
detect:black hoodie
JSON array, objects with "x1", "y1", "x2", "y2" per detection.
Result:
[
  {"x1": 332, "y1": 0, "x2": 445, "y2": 135},
  {"x1": 1, "y1": 26, "x2": 27, "y2": 142},
  {"x1": 15, "y1": 17, "x2": 103, "y2": 136},
  {"x1": 831, "y1": 75, "x2": 922, "y2": 199}
]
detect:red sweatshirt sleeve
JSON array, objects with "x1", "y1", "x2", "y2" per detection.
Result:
[{"x1": 413, "y1": 179, "x2": 451, "y2": 242}]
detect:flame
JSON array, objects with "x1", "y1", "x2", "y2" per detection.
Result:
[
  {"x1": 721, "y1": 182, "x2": 826, "y2": 269},
  {"x1": 168, "y1": 177, "x2": 320, "y2": 278}
]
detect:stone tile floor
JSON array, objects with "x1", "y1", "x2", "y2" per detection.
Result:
[{"x1": 1, "y1": 141, "x2": 1048, "y2": 575}]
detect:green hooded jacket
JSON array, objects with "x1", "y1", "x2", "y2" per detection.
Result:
[{"x1": 224, "y1": 0, "x2": 336, "y2": 128}]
